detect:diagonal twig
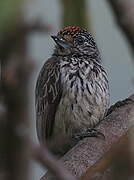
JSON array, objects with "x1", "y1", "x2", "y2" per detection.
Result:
[{"x1": 106, "y1": 0, "x2": 134, "y2": 54}]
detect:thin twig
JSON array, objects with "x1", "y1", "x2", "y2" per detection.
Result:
[
  {"x1": 31, "y1": 142, "x2": 77, "y2": 180},
  {"x1": 17, "y1": 125, "x2": 77, "y2": 180},
  {"x1": 0, "y1": 20, "x2": 51, "y2": 60},
  {"x1": 22, "y1": 19, "x2": 51, "y2": 33}
]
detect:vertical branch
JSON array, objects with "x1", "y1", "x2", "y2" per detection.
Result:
[
  {"x1": 1, "y1": 23, "x2": 31, "y2": 180},
  {"x1": 61, "y1": 0, "x2": 90, "y2": 29},
  {"x1": 0, "y1": 2, "x2": 52, "y2": 178}
]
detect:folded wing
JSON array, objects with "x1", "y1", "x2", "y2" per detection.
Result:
[{"x1": 35, "y1": 57, "x2": 62, "y2": 143}]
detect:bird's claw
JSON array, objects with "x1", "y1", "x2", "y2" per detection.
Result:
[{"x1": 72, "y1": 128, "x2": 105, "y2": 141}]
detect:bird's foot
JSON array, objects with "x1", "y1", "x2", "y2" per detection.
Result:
[{"x1": 72, "y1": 128, "x2": 105, "y2": 142}]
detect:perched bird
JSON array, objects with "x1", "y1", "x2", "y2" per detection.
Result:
[{"x1": 35, "y1": 26, "x2": 110, "y2": 155}]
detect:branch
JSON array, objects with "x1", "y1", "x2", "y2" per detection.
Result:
[
  {"x1": 106, "y1": 0, "x2": 134, "y2": 53},
  {"x1": 0, "y1": 15, "x2": 50, "y2": 180},
  {"x1": 17, "y1": 127, "x2": 77, "y2": 180},
  {"x1": 1, "y1": 24, "x2": 31, "y2": 180},
  {"x1": 0, "y1": 20, "x2": 51, "y2": 60},
  {"x1": 21, "y1": 19, "x2": 51, "y2": 34},
  {"x1": 61, "y1": 0, "x2": 89, "y2": 29},
  {"x1": 31, "y1": 143, "x2": 77, "y2": 180},
  {"x1": 42, "y1": 94, "x2": 134, "y2": 180},
  {"x1": 80, "y1": 129, "x2": 134, "y2": 180}
]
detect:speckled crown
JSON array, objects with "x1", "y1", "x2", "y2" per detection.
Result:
[
  {"x1": 58, "y1": 26, "x2": 86, "y2": 36},
  {"x1": 58, "y1": 26, "x2": 87, "y2": 42}
]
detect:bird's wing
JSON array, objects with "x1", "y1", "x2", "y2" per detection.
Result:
[{"x1": 35, "y1": 57, "x2": 62, "y2": 143}]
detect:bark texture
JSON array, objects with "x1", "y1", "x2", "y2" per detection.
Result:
[{"x1": 41, "y1": 94, "x2": 134, "y2": 180}]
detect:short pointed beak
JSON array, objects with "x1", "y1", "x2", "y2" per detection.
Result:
[{"x1": 51, "y1": 35, "x2": 72, "y2": 49}]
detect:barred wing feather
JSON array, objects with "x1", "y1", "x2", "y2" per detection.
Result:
[{"x1": 35, "y1": 57, "x2": 62, "y2": 143}]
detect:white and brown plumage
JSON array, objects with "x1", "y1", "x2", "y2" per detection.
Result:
[{"x1": 35, "y1": 26, "x2": 110, "y2": 155}]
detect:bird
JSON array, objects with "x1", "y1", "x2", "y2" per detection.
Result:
[{"x1": 35, "y1": 26, "x2": 110, "y2": 156}]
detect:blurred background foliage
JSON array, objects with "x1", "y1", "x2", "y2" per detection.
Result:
[
  {"x1": 0, "y1": 0, "x2": 133, "y2": 180},
  {"x1": 0, "y1": 0, "x2": 23, "y2": 43},
  {"x1": 61, "y1": 0, "x2": 89, "y2": 29}
]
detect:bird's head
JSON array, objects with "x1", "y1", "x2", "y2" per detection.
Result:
[{"x1": 51, "y1": 26, "x2": 98, "y2": 57}]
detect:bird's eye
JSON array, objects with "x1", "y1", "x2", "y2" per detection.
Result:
[{"x1": 76, "y1": 36, "x2": 84, "y2": 44}]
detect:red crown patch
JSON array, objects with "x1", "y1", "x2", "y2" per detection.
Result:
[{"x1": 58, "y1": 26, "x2": 86, "y2": 36}]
